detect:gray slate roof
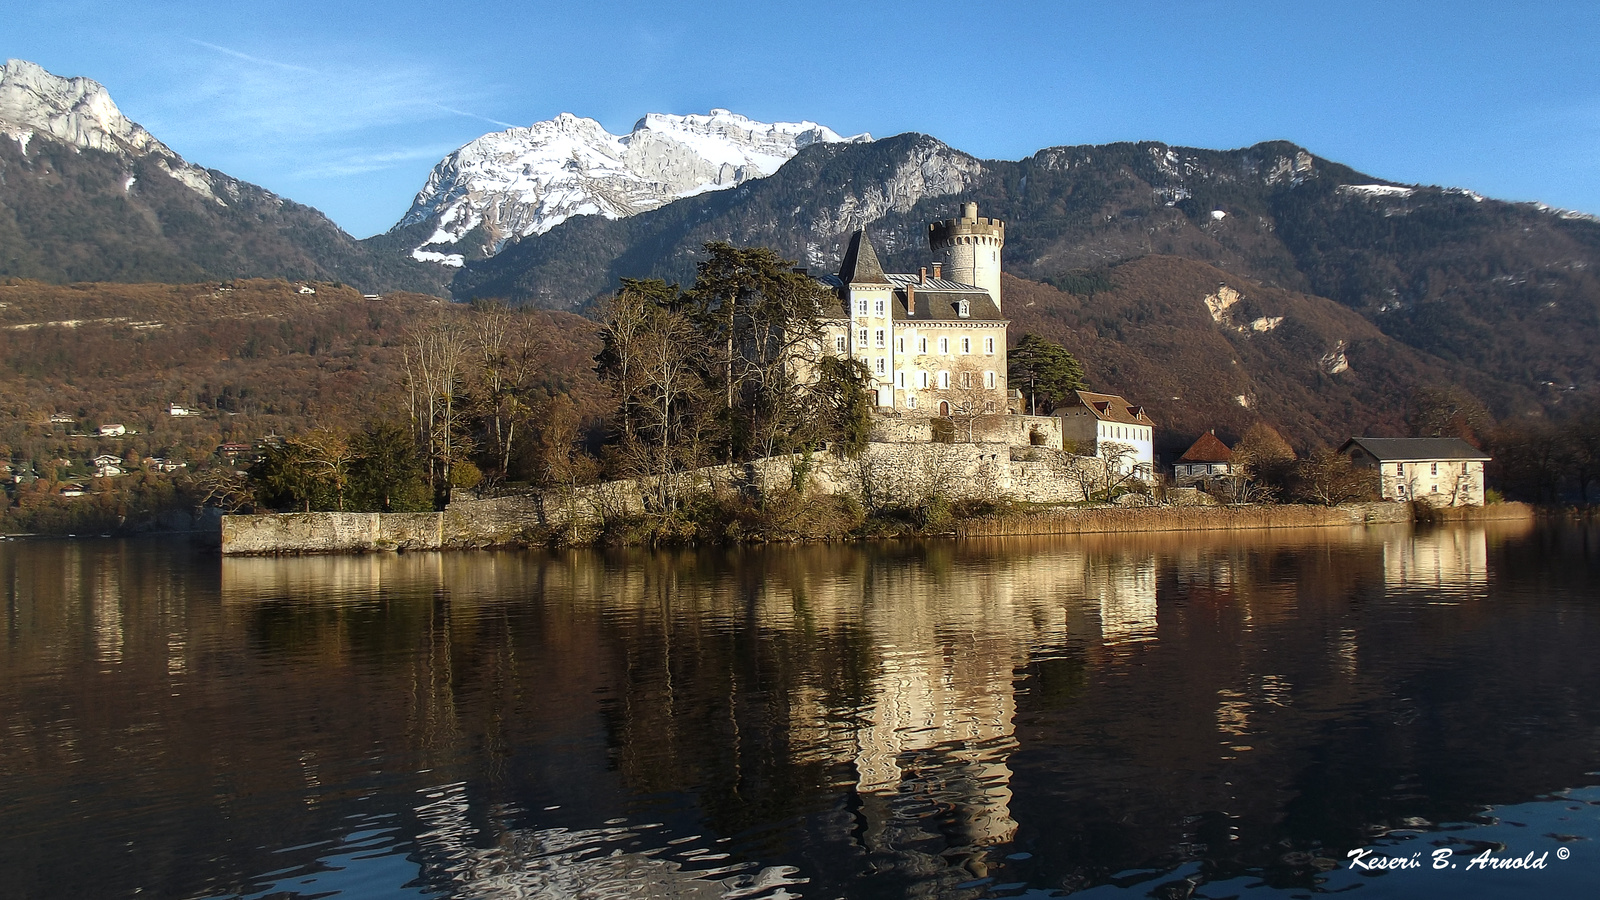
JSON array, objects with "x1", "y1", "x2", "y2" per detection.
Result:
[
  {"x1": 837, "y1": 230, "x2": 890, "y2": 285},
  {"x1": 1339, "y1": 437, "x2": 1490, "y2": 462}
]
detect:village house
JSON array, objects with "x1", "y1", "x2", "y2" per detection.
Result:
[
  {"x1": 92, "y1": 454, "x2": 125, "y2": 477},
  {"x1": 1174, "y1": 431, "x2": 1235, "y2": 487},
  {"x1": 1339, "y1": 437, "x2": 1490, "y2": 506},
  {"x1": 168, "y1": 404, "x2": 198, "y2": 417},
  {"x1": 98, "y1": 423, "x2": 127, "y2": 437},
  {"x1": 1055, "y1": 390, "x2": 1157, "y2": 480},
  {"x1": 48, "y1": 413, "x2": 73, "y2": 425},
  {"x1": 819, "y1": 203, "x2": 1010, "y2": 416}
]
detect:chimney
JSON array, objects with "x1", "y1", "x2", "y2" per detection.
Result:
[
  {"x1": 932, "y1": 262, "x2": 942, "y2": 279},
  {"x1": 919, "y1": 267, "x2": 927, "y2": 284},
  {"x1": 906, "y1": 285, "x2": 915, "y2": 316}
]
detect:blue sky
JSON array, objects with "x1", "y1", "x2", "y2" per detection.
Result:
[{"x1": 9, "y1": 1, "x2": 1597, "y2": 237}]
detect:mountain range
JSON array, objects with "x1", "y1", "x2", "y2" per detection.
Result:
[{"x1": 3, "y1": 57, "x2": 1598, "y2": 451}]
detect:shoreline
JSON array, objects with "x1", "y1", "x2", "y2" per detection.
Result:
[{"x1": 215, "y1": 500, "x2": 1539, "y2": 556}]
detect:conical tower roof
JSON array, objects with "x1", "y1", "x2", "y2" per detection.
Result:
[{"x1": 838, "y1": 230, "x2": 890, "y2": 285}]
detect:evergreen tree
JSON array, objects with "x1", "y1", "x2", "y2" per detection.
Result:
[{"x1": 1007, "y1": 333, "x2": 1085, "y2": 414}]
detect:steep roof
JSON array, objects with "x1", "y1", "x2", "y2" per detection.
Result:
[
  {"x1": 1179, "y1": 431, "x2": 1234, "y2": 463},
  {"x1": 1339, "y1": 437, "x2": 1490, "y2": 462},
  {"x1": 837, "y1": 230, "x2": 890, "y2": 285},
  {"x1": 1057, "y1": 390, "x2": 1155, "y2": 427}
]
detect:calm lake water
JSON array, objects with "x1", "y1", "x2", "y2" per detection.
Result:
[{"x1": 3, "y1": 522, "x2": 1599, "y2": 900}]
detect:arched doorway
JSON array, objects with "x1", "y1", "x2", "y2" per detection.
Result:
[{"x1": 938, "y1": 400, "x2": 950, "y2": 417}]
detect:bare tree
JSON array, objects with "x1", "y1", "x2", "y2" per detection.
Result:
[
  {"x1": 292, "y1": 427, "x2": 358, "y2": 511},
  {"x1": 404, "y1": 315, "x2": 473, "y2": 509},
  {"x1": 1292, "y1": 448, "x2": 1375, "y2": 506}
]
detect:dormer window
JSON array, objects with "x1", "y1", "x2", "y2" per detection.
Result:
[{"x1": 958, "y1": 300, "x2": 970, "y2": 318}]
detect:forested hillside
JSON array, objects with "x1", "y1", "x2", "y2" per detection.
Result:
[
  {"x1": 0, "y1": 279, "x2": 602, "y2": 503},
  {"x1": 0, "y1": 138, "x2": 450, "y2": 294}
]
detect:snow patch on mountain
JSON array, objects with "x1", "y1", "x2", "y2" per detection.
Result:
[
  {"x1": 1339, "y1": 184, "x2": 1415, "y2": 198},
  {"x1": 397, "y1": 109, "x2": 870, "y2": 263},
  {"x1": 0, "y1": 58, "x2": 224, "y2": 205}
]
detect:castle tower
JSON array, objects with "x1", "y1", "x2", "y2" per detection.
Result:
[{"x1": 928, "y1": 202, "x2": 1005, "y2": 311}]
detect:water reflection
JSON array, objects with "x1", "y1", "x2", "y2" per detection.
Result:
[{"x1": 1, "y1": 522, "x2": 1597, "y2": 899}]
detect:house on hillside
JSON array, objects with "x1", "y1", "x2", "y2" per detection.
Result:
[
  {"x1": 48, "y1": 413, "x2": 73, "y2": 425},
  {"x1": 1339, "y1": 437, "x2": 1490, "y2": 506},
  {"x1": 99, "y1": 424, "x2": 127, "y2": 437},
  {"x1": 1055, "y1": 390, "x2": 1156, "y2": 480},
  {"x1": 92, "y1": 454, "x2": 125, "y2": 477},
  {"x1": 168, "y1": 404, "x2": 198, "y2": 417},
  {"x1": 1174, "y1": 431, "x2": 1234, "y2": 487},
  {"x1": 818, "y1": 203, "x2": 1010, "y2": 416}
]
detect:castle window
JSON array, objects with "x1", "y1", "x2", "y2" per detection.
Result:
[
  {"x1": 1431, "y1": 462, "x2": 1438, "y2": 475},
  {"x1": 874, "y1": 328, "x2": 885, "y2": 347},
  {"x1": 961, "y1": 371, "x2": 972, "y2": 388},
  {"x1": 874, "y1": 299, "x2": 885, "y2": 315},
  {"x1": 897, "y1": 337, "x2": 905, "y2": 353},
  {"x1": 898, "y1": 372, "x2": 906, "y2": 387},
  {"x1": 919, "y1": 337, "x2": 928, "y2": 353},
  {"x1": 985, "y1": 400, "x2": 995, "y2": 413},
  {"x1": 985, "y1": 337, "x2": 995, "y2": 354},
  {"x1": 907, "y1": 394, "x2": 917, "y2": 410},
  {"x1": 939, "y1": 371, "x2": 950, "y2": 389},
  {"x1": 858, "y1": 329, "x2": 868, "y2": 347},
  {"x1": 939, "y1": 338, "x2": 949, "y2": 354},
  {"x1": 857, "y1": 299, "x2": 868, "y2": 315},
  {"x1": 985, "y1": 371, "x2": 996, "y2": 388},
  {"x1": 835, "y1": 335, "x2": 846, "y2": 354},
  {"x1": 919, "y1": 371, "x2": 929, "y2": 389},
  {"x1": 875, "y1": 357, "x2": 886, "y2": 375},
  {"x1": 958, "y1": 300, "x2": 970, "y2": 318},
  {"x1": 961, "y1": 337, "x2": 971, "y2": 354}
]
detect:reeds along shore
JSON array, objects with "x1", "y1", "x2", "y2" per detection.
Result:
[{"x1": 954, "y1": 502, "x2": 1536, "y2": 538}]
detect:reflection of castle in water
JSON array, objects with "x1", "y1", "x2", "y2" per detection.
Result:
[{"x1": 219, "y1": 544, "x2": 1163, "y2": 884}]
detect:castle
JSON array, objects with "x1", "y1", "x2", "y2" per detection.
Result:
[{"x1": 820, "y1": 203, "x2": 1010, "y2": 416}]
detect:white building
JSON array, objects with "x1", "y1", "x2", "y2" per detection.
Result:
[
  {"x1": 819, "y1": 203, "x2": 1010, "y2": 416},
  {"x1": 1339, "y1": 437, "x2": 1490, "y2": 506},
  {"x1": 1055, "y1": 390, "x2": 1156, "y2": 480}
]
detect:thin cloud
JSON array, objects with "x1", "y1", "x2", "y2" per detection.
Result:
[
  {"x1": 187, "y1": 39, "x2": 315, "y2": 74},
  {"x1": 292, "y1": 144, "x2": 462, "y2": 180},
  {"x1": 428, "y1": 102, "x2": 516, "y2": 130}
]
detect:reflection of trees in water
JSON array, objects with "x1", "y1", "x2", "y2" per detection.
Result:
[{"x1": 7, "y1": 524, "x2": 1599, "y2": 900}]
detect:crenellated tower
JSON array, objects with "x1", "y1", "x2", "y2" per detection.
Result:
[{"x1": 928, "y1": 202, "x2": 1005, "y2": 310}]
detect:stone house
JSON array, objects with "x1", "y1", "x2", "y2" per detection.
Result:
[
  {"x1": 1339, "y1": 437, "x2": 1490, "y2": 506},
  {"x1": 818, "y1": 203, "x2": 1009, "y2": 417},
  {"x1": 1055, "y1": 390, "x2": 1157, "y2": 481},
  {"x1": 1174, "y1": 431, "x2": 1234, "y2": 487}
]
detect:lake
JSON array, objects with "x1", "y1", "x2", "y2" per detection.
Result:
[{"x1": 2, "y1": 521, "x2": 1597, "y2": 899}]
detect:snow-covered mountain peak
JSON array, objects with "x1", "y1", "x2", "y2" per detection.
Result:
[
  {"x1": 395, "y1": 109, "x2": 870, "y2": 266},
  {"x1": 0, "y1": 58, "x2": 167, "y2": 157}
]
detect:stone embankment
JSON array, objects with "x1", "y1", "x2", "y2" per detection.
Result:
[{"x1": 218, "y1": 444, "x2": 1538, "y2": 555}]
